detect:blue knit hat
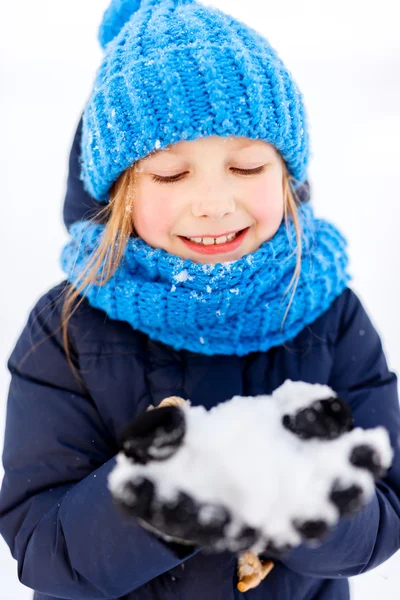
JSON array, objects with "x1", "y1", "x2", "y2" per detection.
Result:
[{"x1": 81, "y1": 0, "x2": 310, "y2": 202}]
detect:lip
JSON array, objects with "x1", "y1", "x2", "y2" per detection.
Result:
[{"x1": 178, "y1": 227, "x2": 250, "y2": 255}]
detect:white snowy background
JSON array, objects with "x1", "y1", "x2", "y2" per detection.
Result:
[{"x1": 0, "y1": 0, "x2": 399, "y2": 598}]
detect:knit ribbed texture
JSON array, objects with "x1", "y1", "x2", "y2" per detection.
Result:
[
  {"x1": 82, "y1": 0, "x2": 310, "y2": 201},
  {"x1": 60, "y1": 204, "x2": 351, "y2": 356}
]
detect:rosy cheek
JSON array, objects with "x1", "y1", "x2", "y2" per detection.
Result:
[
  {"x1": 247, "y1": 180, "x2": 284, "y2": 226},
  {"x1": 133, "y1": 190, "x2": 175, "y2": 241}
]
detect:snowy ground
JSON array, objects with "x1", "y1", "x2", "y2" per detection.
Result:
[{"x1": 0, "y1": 0, "x2": 399, "y2": 598}]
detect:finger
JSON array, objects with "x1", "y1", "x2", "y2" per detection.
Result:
[
  {"x1": 259, "y1": 539, "x2": 295, "y2": 559},
  {"x1": 229, "y1": 524, "x2": 263, "y2": 553},
  {"x1": 112, "y1": 475, "x2": 156, "y2": 521},
  {"x1": 292, "y1": 518, "x2": 332, "y2": 543},
  {"x1": 282, "y1": 396, "x2": 354, "y2": 440},
  {"x1": 118, "y1": 405, "x2": 186, "y2": 464},
  {"x1": 329, "y1": 479, "x2": 365, "y2": 516},
  {"x1": 157, "y1": 490, "x2": 200, "y2": 540},
  {"x1": 350, "y1": 444, "x2": 388, "y2": 479},
  {"x1": 161, "y1": 496, "x2": 239, "y2": 553},
  {"x1": 162, "y1": 495, "x2": 232, "y2": 547},
  {"x1": 114, "y1": 478, "x2": 200, "y2": 543}
]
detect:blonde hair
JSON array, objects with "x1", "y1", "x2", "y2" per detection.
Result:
[{"x1": 61, "y1": 157, "x2": 304, "y2": 378}]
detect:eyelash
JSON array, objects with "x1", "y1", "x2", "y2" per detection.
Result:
[{"x1": 151, "y1": 165, "x2": 266, "y2": 184}]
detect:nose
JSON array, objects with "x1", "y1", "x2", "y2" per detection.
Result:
[{"x1": 191, "y1": 187, "x2": 236, "y2": 219}]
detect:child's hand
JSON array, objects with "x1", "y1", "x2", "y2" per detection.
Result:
[
  {"x1": 107, "y1": 381, "x2": 393, "y2": 556},
  {"x1": 108, "y1": 398, "x2": 246, "y2": 551}
]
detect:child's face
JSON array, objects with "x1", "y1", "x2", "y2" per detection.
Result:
[{"x1": 131, "y1": 135, "x2": 285, "y2": 263}]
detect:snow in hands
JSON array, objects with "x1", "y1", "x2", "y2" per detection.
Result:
[{"x1": 108, "y1": 380, "x2": 393, "y2": 557}]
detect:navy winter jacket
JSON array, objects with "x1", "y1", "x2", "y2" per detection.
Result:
[{"x1": 1, "y1": 119, "x2": 400, "y2": 600}]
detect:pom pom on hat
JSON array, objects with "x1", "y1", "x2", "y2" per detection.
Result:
[
  {"x1": 98, "y1": 0, "x2": 195, "y2": 48},
  {"x1": 98, "y1": 0, "x2": 142, "y2": 49}
]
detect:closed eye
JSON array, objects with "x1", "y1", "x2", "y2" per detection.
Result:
[{"x1": 151, "y1": 165, "x2": 267, "y2": 184}]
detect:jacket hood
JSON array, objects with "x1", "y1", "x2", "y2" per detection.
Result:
[
  {"x1": 63, "y1": 117, "x2": 106, "y2": 231},
  {"x1": 63, "y1": 115, "x2": 311, "y2": 231}
]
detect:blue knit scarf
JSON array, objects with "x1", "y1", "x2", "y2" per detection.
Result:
[{"x1": 60, "y1": 203, "x2": 351, "y2": 356}]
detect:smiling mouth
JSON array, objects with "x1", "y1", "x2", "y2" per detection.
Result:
[
  {"x1": 182, "y1": 229, "x2": 245, "y2": 245},
  {"x1": 178, "y1": 227, "x2": 250, "y2": 254}
]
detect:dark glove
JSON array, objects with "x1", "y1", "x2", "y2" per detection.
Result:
[{"x1": 108, "y1": 380, "x2": 393, "y2": 557}]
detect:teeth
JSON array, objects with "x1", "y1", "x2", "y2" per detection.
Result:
[
  {"x1": 215, "y1": 236, "x2": 228, "y2": 245},
  {"x1": 226, "y1": 232, "x2": 238, "y2": 241},
  {"x1": 202, "y1": 237, "x2": 217, "y2": 246},
  {"x1": 187, "y1": 231, "x2": 240, "y2": 245}
]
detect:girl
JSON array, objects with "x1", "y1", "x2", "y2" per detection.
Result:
[{"x1": 1, "y1": 0, "x2": 399, "y2": 599}]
